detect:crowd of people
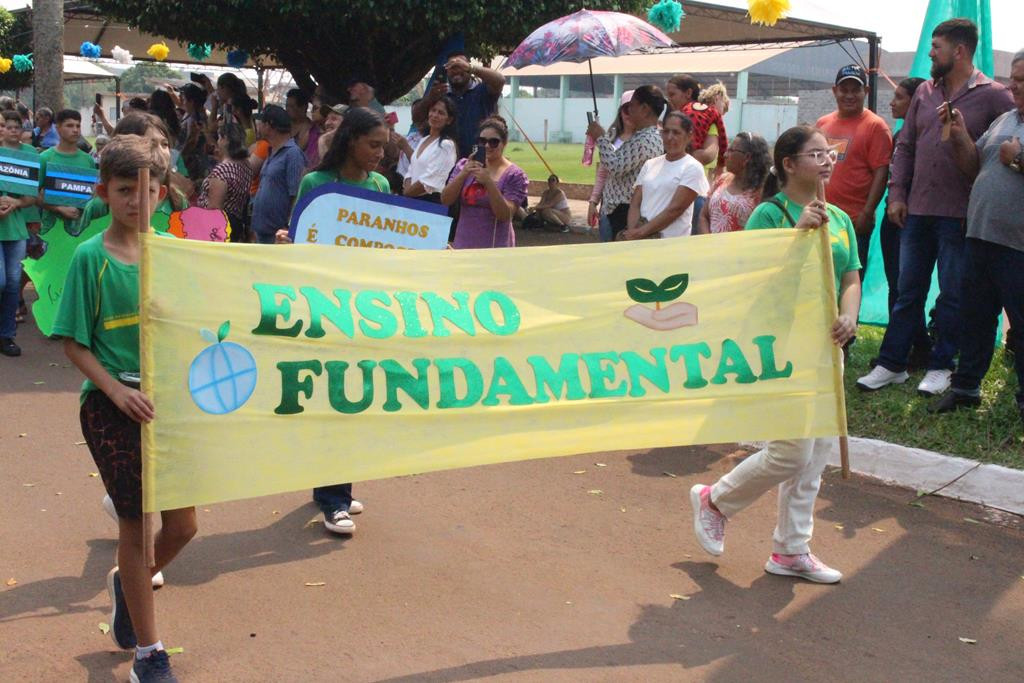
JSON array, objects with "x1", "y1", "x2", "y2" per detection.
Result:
[{"x1": 0, "y1": 16, "x2": 1021, "y2": 683}]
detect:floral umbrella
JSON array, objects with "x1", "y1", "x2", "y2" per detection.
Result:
[{"x1": 503, "y1": 10, "x2": 674, "y2": 113}]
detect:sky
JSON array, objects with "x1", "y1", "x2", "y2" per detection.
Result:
[{"x1": 2, "y1": 0, "x2": 1021, "y2": 53}]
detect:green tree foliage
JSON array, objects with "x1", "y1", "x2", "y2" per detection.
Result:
[
  {"x1": 90, "y1": 0, "x2": 645, "y2": 102},
  {"x1": 0, "y1": 8, "x2": 32, "y2": 91},
  {"x1": 119, "y1": 62, "x2": 183, "y2": 95}
]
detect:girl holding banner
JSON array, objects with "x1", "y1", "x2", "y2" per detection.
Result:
[
  {"x1": 690, "y1": 125, "x2": 861, "y2": 584},
  {"x1": 276, "y1": 108, "x2": 391, "y2": 533}
]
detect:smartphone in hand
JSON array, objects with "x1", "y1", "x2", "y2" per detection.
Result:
[{"x1": 472, "y1": 145, "x2": 487, "y2": 164}]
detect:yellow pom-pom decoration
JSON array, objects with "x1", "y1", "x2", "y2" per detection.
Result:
[
  {"x1": 0, "y1": 57, "x2": 11, "y2": 74},
  {"x1": 748, "y1": 0, "x2": 790, "y2": 26},
  {"x1": 147, "y1": 42, "x2": 170, "y2": 61}
]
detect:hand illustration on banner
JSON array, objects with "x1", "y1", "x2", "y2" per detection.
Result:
[{"x1": 623, "y1": 273, "x2": 698, "y2": 331}]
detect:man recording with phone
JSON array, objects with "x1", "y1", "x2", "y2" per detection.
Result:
[{"x1": 413, "y1": 52, "x2": 505, "y2": 159}]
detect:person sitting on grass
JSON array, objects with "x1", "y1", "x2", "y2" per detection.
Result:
[
  {"x1": 522, "y1": 174, "x2": 573, "y2": 233},
  {"x1": 53, "y1": 134, "x2": 197, "y2": 683}
]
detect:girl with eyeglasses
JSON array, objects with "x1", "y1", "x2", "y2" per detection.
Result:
[
  {"x1": 441, "y1": 116, "x2": 528, "y2": 249},
  {"x1": 689, "y1": 125, "x2": 861, "y2": 586},
  {"x1": 695, "y1": 131, "x2": 771, "y2": 234}
]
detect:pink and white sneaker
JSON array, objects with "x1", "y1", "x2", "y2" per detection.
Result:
[
  {"x1": 765, "y1": 553, "x2": 842, "y2": 584},
  {"x1": 689, "y1": 485, "x2": 726, "y2": 556}
]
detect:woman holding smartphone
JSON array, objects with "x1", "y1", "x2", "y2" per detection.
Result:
[{"x1": 441, "y1": 116, "x2": 528, "y2": 249}]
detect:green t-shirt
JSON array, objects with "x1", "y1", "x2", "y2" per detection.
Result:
[
  {"x1": 39, "y1": 147, "x2": 97, "y2": 229},
  {"x1": 294, "y1": 169, "x2": 390, "y2": 204},
  {"x1": 0, "y1": 143, "x2": 41, "y2": 239},
  {"x1": 51, "y1": 232, "x2": 140, "y2": 403},
  {"x1": 745, "y1": 192, "x2": 861, "y2": 296}
]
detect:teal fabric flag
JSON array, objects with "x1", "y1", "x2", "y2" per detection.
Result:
[{"x1": 859, "y1": 0, "x2": 994, "y2": 326}]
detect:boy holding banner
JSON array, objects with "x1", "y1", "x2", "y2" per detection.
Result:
[
  {"x1": 38, "y1": 109, "x2": 97, "y2": 231},
  {"x1": 0, "y1": 110, "x2": 40, "y2": 356},
  {"x1": 53, "y1": 136, "x2": 195, "y2": 683}
]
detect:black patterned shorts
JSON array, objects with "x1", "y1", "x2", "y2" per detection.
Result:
[{"x1": 80, "y1": 390, "x2": 142, "y2": 519}]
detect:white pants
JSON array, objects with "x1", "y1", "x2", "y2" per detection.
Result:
[{"x1": 710, "y1": 437, "x2": 833, "y2": 555}]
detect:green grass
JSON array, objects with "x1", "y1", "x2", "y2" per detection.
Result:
[
  {"x1": 846, "y1": 325, "x2": 1023, "y2": 468},
  {"x1": 505, "y1": 142, "x2": 593, "y2": 185}
]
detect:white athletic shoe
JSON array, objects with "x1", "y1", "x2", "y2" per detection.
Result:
[
  {"x1": 765, "y1": 553, "x2": 842, "y2": 584},
  {"x1": 348, "y1": 500, "x2": 364, "y2": 515},
  {"x1": 102, "y1": 494, "x2": 118, "y2": 523},
  {"x1": 104, "y1": 495, "x2": 165, "y2": 588},
  {"x1": 689, "y1": 485, "x2": 726, "y2": 556},
  {"x1": 856, "y1": 365, "x2": 910, "y2": 391},
  {"x1": 917, "y1": 369, "x2": 952, "y2": 397},
  {"x1": 324, "y1": 510, "x2": 355, "y2": 535}
]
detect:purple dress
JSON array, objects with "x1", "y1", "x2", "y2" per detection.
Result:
[{"x1": 451, "y1": 159, "x2": 529, "y2": 249}]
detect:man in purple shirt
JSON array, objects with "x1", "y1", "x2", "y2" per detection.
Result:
[{"x1": 857, "y1": 19, "x2": 1014, "y2": 397}]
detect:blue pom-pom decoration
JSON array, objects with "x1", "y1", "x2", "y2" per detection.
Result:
[
  {"x1": 80, "y1": 42, "x2": 102, "y2": 59},
  {"x1": 13, "y1": 54, "x2": 33, "y2": 73},
  {"x1": 226, "y1": 50, "x2": 248, "y2": 68},
  {"x1": 647, "y1": 0, "x2": 685, "y2": 33}
]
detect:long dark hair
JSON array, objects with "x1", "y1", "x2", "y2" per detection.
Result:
[
  {"x1": 315, "y1": 106, "x2": 387, "y2": 173},
  {"x1": 418, "y1": 95, "x2": 458, "y2": 144},
  {"x1": 898, "y1": 77, "x2": 926, "y2": 98},
  {"x1": 762, "y1": 125, "x2": 819, "y2": 198},
  {"x1": 731, "y1": 131, "x2": 771, "y2": 194},
  {"x1": 631, "y1": 85, "x2": 667, "y2": 119},
  {"x1": 219, "y1": 122, "x2": 249, "y2": 161},
  {"x1": 148, "y1": 89, "x2": 181, "y2": 140}
]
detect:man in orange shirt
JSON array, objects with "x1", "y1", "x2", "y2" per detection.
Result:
[{"x1": 817, "y1": 65, "x2": 893, "y2": 274}]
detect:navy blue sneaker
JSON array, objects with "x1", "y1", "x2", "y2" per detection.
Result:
[
  {"x1": 130, "y1": 649, "x2": 177, "y2": 682},
  {"x1": 106, "y1": 567, "x2": 136, "y2": 649}
]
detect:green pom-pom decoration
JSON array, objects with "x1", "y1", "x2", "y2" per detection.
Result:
[
  {"x1": 13, "y1": 53, "x2": 32, "y2": 73},
  {"x1": 188, "y1": 43, "x2": 212, "y2": 61},
  {"x1": 648, "y1": 0, "x2": 685, "y2": 33}
]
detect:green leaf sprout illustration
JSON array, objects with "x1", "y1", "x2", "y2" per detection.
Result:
[
  {"x1": 626, "y1": 274, "x2": 689, "y2": 310},
  {"x1": 217, "y1": 320, "x2": 231, "y2": 343}
]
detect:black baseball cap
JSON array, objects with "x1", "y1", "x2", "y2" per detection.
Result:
[
  {"x1": 255, "y1": 104, "x2": 291, "y2": 132},
  {"x1": 835, "y1": 64, "x2": 867, "y2": 86}
]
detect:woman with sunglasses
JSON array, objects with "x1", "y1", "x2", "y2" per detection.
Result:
[
  {"x1": 689, "y1": 125, "x2": 861, "y2": 585},
  {"x1": 441, "y1": 116, "x2": 528, "y2": 248},
  {"x1": 695, "y1": 131, "x2": 771, "y2": 234}
]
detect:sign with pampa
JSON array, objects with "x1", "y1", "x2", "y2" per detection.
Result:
[
  {"x1": 141, "y1": 231, "x2": 846, "y2": 513},
  {"x1": 43, "y1": 163, "x2": 99, "y2": 207},
  {"x1": 289, "y1": 182, "x2": 450, "y2": 250},
  {"x1": 0, "y1": 148, "x2": 41, "y2": 196}
]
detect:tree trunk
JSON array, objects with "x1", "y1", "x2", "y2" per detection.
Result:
[{"x1": 33, "y1": 0, "x2": 65, "y2": 110}]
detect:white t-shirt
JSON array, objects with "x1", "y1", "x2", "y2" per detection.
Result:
[
  {"x1": 634, "y1": 154, "x2": 709, "y2": 238},
  {"x1": 406, "y1": 137, "x2": 457, "y2": 194}
]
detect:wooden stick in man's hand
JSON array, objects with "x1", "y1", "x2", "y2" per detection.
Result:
[{"x1": 941, "y1": 101, "x2": 953, "y2": 142}]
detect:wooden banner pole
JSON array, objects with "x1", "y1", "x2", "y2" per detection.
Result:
[
  {"x1": 138, "y1": 166, "x2": 156, "y2": 568},
  {"x1": 818, "y1": 178, "x2": 851, "y2": 479}
]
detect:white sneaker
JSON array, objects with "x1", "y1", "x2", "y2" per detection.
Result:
[
  {"x1": 348, "y1": 500, "x2": 364, "y2": 515},
  {"x1": 324, "y1": 510, "x2": 355, "y2": 535},
  {"x1": 765, "y1": 553, "x2": 842, "y2": 584},
  {"x1": 856, "y1": 365, "x2": 910, "y2": 391},
  {"x1": 689, "y1": 485, "x2": 726, "y2": 556},
  {"x1": 102, "y1": 494, "x2": 118, "y2": 523},
  {"x1": 917, "y1": 369, "x2": 952, "y2": 397}
]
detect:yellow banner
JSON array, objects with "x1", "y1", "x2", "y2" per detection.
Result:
[{"x1": 140, "y1": 231, "x2": 845, "y2": 512}]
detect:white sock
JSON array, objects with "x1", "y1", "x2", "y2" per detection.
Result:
[{"x1": 136, "y1": 640, "x2": 163, "y2": 660}]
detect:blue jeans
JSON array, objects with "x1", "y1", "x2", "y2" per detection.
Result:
[
  {"x1": 313, "y1": 483, "x2": 352, "y2": 514},
  {"x1": 691, "y1": 195, "x2": 705, "y2": 232},
  {"x1": 879, "y1": 213, "x2": 930, "y2": 353},
  {"x1": 0, "y1": 239, "x2": 26, "y2": 338},
  {"x1": 952, "y1": 238, "x2": 1024, "y2": 403},
  {"x1": 598, "y1": 213, "x2": 613, "y2": 242},
  {"x1": 877, "y1": 215, "x2": 964, "y2": 373}
]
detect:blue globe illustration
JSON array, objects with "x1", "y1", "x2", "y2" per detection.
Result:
[{"x1": 188, "y1": 341, "x2": 258, "y2": 415}]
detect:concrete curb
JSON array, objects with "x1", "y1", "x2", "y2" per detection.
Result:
[{"x1": 826, "y1": 437, "x2": 1024, "y2": 516}]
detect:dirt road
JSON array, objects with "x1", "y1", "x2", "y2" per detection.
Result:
[{"x1": 2, "y1": 290, "x2": 1023, "y2": 682}]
